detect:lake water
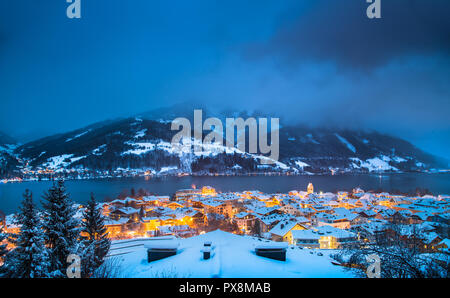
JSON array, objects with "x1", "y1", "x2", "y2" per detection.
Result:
[{"x1": 0, "y1": 173, "x2": 449, "y2": 214}]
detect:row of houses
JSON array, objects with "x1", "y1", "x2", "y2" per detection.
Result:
[
  {"x1": 2, "y1": 184, "x2": 449, "y2": 252},
  {"x1": 224, "y1": 186, "x2": 449, "y2": 251}
]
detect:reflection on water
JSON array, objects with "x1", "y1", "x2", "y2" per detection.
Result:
[{"x1": 0, "y1": 173, "x2": 449, "y2": 214}]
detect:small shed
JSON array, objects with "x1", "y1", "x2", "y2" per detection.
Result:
[
  {"x1": 255, "y1": 242, "x2": 288, "y2": 261},
  {"x1": 144, "y1": 240, "x2": 179, "y2": 263}
]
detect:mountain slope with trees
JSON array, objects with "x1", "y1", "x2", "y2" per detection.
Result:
[{"x1": 0, "y1": 108, "x2": 446, "y2": 179}]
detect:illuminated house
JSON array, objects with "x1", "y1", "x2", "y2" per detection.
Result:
[
  {"x1": 353, "y1": 220, "x2": 389, "y2": 242},
  {"x1": 142, "y1": 196, "x2": 170, "y2": 207},
  {"x1": 175, "y1": 189, "x2": 202, "y2": 200},
  {"x1": 140, "y1": 217, "x2": 161, "y2": 233},
  {"x1": 315, "y1": 213, "x2": 353, "y2": 229},
  {"x1": 166, "y1": 201, "x2": 184, "y2": 210},
  {"x1": 436, "y1": 239, "x2": 450, "y2": 253},
  {"x1": 110, "y1": 197, "x2": 140, "y2": 209},
  {"x1": 358, "y1": 209, "x2": 378, "y2": 219},
  {"x1": 104, "y1": 218, "x2": 129, "y2": 238},
  {"x1": 257, "y1": 213, "x2": 289, "y2": 233},
  {"x1": 156, "y1": 224, "x2": 194, "y2": 237},
  {"x1": 378, "y1": 196, "x2": 395, "y2": 208},
  {"x1": 269, "y1": 219, "x2": 307, "y2": 244},
  {"x1": 374, "y1": 209, "x2": 396, "y2": 221},
  {"x1": 279, "y1": 202, "x2": 303, "y2": 216},
  {"x1": 202, "y1": 199, "x2": 234, "y2": 218},
  {"x1": 158, "y1": 216, "x2": 178, "y2": 226},
  {"x1": 251, "y1": 206, "x2": 279, "y2": 217},
  {"x1": 296, "y1": 207, "x2": 316, "y2": 219},
  {"x1": 99, "y1": 202, "x2": 111, "y2": 217},
  {"x1": 311, "y1": 205, "x2": 333, "y2": 214},
  {"x1": 242, "y1": 190, "x2": 264, "y2": 199},
  {"x1": 110, "y1": 206, "x2": 140, "y2": 221},
  {"x1": 264, "y1": 196, "x2": 281, "y2": 208},
  {"x1": 292, "y1": 226, "x2": 358, "y2": 249},
  {"x1": 174, "y1": 208, "x2": 206, "y2": 227},
  {"x1": 201, "y1": 186, "x2": 216, "y2": 195},
  {"x1": 337, "y1": 192, "x2": 348, "y2": 201},
  {"x1": 233, "y1": 212, "x2": 256, "y2": 233}
]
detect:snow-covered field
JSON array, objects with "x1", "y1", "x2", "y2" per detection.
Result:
[{"x1": 107, "y1": 230, "x2": 354, "y2": 278}]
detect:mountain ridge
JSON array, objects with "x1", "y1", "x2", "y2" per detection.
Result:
[{"x1": 0, "y1": 108, "x2": 447, "y2": 180}]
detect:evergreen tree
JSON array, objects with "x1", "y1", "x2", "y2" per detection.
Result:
[
  {"x1": 80, "y1": 193, "x2": 111, "y2": 278},
  {"x1": 41, "y1": 180, "x2": 81, "y2": 277},
  {"x1": 3, "y1": 190, "x2": 49, "y2": 278},
  {"x1": 0, "y1": 225, "x2": 8, "y2": 273},
  {"x1": 0, "y1": 226, "x2": 7, "y2": 260}
]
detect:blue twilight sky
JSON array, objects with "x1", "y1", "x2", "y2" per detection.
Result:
[{"x1": 0, "y1": 0, "x2": 449, "y2": 160}]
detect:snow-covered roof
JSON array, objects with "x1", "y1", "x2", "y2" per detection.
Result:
[
  {"x1": 115, "y1": 207, "x2": 140, "y2": 215},
  {"x1": 253, "y1": 206, "x2": 278, "y2": 215},
  {"x1": 202, "y1": 199, "x2": 225, "y2": 208},
  {"x1": 142, "y1": 196, "x2": 170, "y2": 202},
  {"x1": 254, "y1": 242, "x2": 288, "y2": 250},
  {"x1": 270, "y1": 219, "x2": 304, "y2": 237},
  {"x1": 257, "y1": 213, "x2": 289, "y2": 226},
  {"x1": 144, "y1": 240, "x2": 179, "y2": 250},
  {"x1": 422, "y1": 232, "x2": 441, "y2": 244},
  {"x1": 316, "y1": 213, "x2": 351, "y2": 222},
  {"x1": 234, "y1": 212, "x2": 251, "y2": 219},
  {"x1": 291, "y1": 226, "x2": 357, "y2": 240},
  {"x1": 438, "y1": 239, "x2": 450, "y2": 248},
  {"x1": 358, "y1": 220, "x2": 389, "y2": 234},
  {"x1": 359, "y1": 209, "x2": 377, "y2": 217},
  {"x1": 104, "y1": 218, "x2": 129, "y2": 225}
]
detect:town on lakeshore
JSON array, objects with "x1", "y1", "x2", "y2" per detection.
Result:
[
  {"x1": 3, "y1": 183, "x2": 448, "y2": 253},
  {"x1": 2, "y1": 0, "x2": 450, "y2": 282}
]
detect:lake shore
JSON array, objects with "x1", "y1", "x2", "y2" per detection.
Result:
[{"x1": 0, "y1": 173, "x2": 449, "y2": 214}]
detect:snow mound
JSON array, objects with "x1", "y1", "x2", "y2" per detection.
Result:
[{"x1": 108, "y1": 230, "x2": 354, "y2": 278}]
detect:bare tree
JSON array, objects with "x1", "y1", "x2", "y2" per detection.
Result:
[
  {"x1": 91, "y1": 256, "x2": 123, "y2": 278},
  {"x1": 333, "y1": 222, "x2": 449, "y2": 278}
]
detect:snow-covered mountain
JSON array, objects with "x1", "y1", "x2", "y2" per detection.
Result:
[
  {"x1": 0, "y1": 107, "x2": 446, "y2": 179},
  {"x1": 0, "y1": 132, "x2": 20, "y2": 178}
]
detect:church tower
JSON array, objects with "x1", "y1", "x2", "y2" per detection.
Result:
[{"x1": 307, "y1": 183, "x2": 314, "y2": 194}]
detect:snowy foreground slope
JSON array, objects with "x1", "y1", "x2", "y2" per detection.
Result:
[{"x1": 108, "y1": 230, "x2": 354, "y2": 278}]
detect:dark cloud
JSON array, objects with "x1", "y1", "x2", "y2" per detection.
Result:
[
  {"x1": 0, "y1": 0, "x2": 449, "y2": 160},
  {"x1": 244, "y1": 0, "x2": 450, "y2": 70}
]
